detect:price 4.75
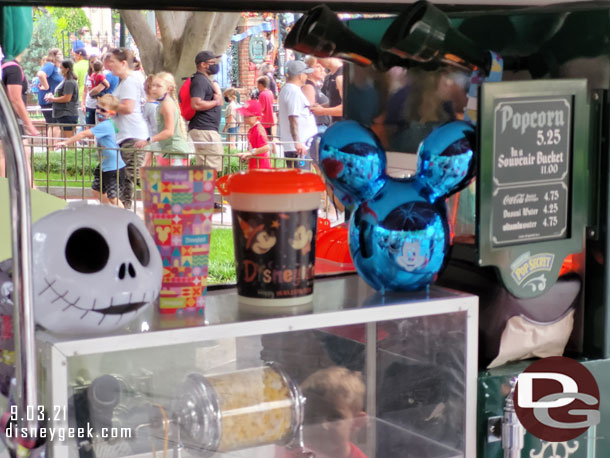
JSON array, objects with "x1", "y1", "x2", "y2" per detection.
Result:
[
  {"x1": 543, "y1": 216, "x2": 559, "y2": 227},
  {"x1": 537, "y1": 129, "x2": 561, "y2": 146},
  {"x1": 544, "y1": 190, "x2": 560, "y2": 201}
]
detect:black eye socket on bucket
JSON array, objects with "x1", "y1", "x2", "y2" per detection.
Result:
[
  {"x1": 65, "y1": 228, "x2": 110, "y2": 274},
  {"x1": 127, "y1": 223, "x2": 150, "y2": 267}
]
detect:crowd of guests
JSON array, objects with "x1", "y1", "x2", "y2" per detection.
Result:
[
  {"x1": 1, "y1": 35, "x2": 469, "y2": 222},
  {"x1": 0, "y1": 34, "x2": 348, "y2": 209},
  {"x1": 223, "y1": 56, "x2": 345, "y2": 171},
  {"x1": 0, "y1": 45, "x2": 190, "y2": 208}
]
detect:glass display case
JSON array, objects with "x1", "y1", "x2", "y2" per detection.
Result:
[{"x1": 32, "y1": 275, "x2": 477, "y2": 458}]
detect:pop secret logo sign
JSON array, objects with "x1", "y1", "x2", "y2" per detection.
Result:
[{"x1": 515, "y1": 356, "x2": 600, "y2": 442}]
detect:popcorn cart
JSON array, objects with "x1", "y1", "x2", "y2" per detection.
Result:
[{"x1": 4, "y1": 0, "x2": 610, "y2": 457}]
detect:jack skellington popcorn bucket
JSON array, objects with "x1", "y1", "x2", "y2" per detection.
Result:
[{"x1": 31, "y1": 203, "x2": 162, "y2": 336}]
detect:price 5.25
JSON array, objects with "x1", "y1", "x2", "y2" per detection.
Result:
[{"x1": 536, "y1": 129, "x2": 561, "y2": 146}]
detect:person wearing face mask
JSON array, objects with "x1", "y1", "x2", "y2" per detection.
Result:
[
  {"x1": 278, "y1": 60, "x2": 317, "y2": 169},
  {"x1": 189, "y1": 50, "x2": 224, "y2": 174}
]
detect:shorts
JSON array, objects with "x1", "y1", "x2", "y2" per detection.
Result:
[
  {"x1": 284, "y1": 151, "x2": 307, "y2": 169},
  {"x1": 85, "y1": 107, "x2": 96, "y2": 125},
  {"x1": 41, "y1": 106, "x2": 55, "y2": 124},
  {"x1": 227, "y1": 126, "x2": 238, "y2": 134},
  {"x1": 55, "y1": 115, "x2": 78, "y2": 131},
  {"x1": 91, "y1": 166, "x2": 126, "y2": 199}
]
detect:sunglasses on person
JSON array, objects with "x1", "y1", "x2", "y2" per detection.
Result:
[{"x1": 96, "y1": 106, "x2": 114, "y2": 115}]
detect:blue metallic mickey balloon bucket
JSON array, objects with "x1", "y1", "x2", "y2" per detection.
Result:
[{"x1": 312, "y1": 120, "x2": 476, "y2": 293}]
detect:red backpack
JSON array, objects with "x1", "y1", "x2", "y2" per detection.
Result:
[{"x1": 179, "y1": 76, "x2": 196, "y2": 121}]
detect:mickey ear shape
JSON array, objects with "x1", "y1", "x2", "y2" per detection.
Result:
[
  {"x1": 416, "y1": 120, "x2": 476, "y2": 201},
  {"x1": 317, "y1": 121, "x2": 387, "y2": 205}
]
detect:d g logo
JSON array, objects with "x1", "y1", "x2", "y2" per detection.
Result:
[{"x1": 514, "y1": 356, "x2": 600, "y2": 441}]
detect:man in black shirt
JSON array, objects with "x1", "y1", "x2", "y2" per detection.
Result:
[
  {"x1": 1, "y1": 53, "x2": 39, "y2": 181},
  {"x1": 189, "y1": 50, "x2": 224, "y2": 173}
]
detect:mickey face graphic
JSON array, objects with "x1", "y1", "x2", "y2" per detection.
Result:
[
  {"x1": 252, "y1": 231, "x2": 277, "y2": 255},
  {"x1": 290, "y1": 225, "x2": 313, "y2": 254},
  {"x1": 396, "y1": 240, "x2": 426, "y2": 272},
  {"x1": 238, "y1": 216, "x2": 277, "y2": 255}
]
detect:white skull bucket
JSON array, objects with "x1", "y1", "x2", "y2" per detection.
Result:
[{"x1": 32, "y1": 203, "x2": 162, "y2": 336}]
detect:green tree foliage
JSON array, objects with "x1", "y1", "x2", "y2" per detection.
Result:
[
  {"x1": 21, "y1": 12, "x2": 57, "y2": 81},
  {"x1": 111, "y1": 9, "x2": 120, "y2": 27},
  {"x1": 46, "y1": 7, "x2": 90, "y2": 55}
]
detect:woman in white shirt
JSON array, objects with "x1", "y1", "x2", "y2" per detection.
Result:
[{"x1": 105, "y1": 47, "x2": 148, "y2": 210}]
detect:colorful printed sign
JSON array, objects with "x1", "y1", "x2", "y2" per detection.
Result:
[{"x1": 142, "y1": 167, "x2": 216, "y2": 314}]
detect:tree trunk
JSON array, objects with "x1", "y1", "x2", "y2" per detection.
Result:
[{"x1": 119, "y1": 10, "x2": 242, "y2": 87}]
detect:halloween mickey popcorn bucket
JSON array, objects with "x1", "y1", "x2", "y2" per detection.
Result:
[
  {"x1": 141, "y1": 166, "x2": 216, "y2": 314},
  {"x1": 217, "y1": 169, "x2": 325, "y2": 306}
]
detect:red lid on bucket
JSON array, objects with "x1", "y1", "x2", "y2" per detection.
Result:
[{"x1": 217, "y1": 169, "x2": 325, "y2": 195}]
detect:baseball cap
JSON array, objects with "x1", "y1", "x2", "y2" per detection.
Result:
[
  {"x1": 286, "y1": 60, "x2": 313, "y2": 77},
  {"x1": 195, "y1": 50, "x2": 221, "y2": 64},
  {"x1": 74, "y1": 48, "x2": 88, "y2": 58},
  {"x1": 237, "y1": 99, "x2": 262, "y2": 117}
]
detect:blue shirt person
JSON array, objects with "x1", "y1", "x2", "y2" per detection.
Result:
[
  {"x1": 37, "y1": 61, "x2": 62, "y2": 105},
  {"x1": 91, "y1": 118, "x2": 125, "y2": 172},
  {"x1": 55, "y1": 94, "x2": 127, "y2": 207},
  {"x1": 37, "y1": 50, "x2": 64, "y2": 123},
  {"x1": 102, "y1": 70, "x2": 119, "y2": 95}
]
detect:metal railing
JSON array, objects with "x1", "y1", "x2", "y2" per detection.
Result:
[
  {"x1": 0, "y1": 80, "x2": 42, "y2": 454},
  {"x1": 20, "y1": 124, "x2": 341, "y2": 226}
]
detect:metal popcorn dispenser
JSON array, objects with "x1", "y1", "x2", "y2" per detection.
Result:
[
  {"x1": 174, "y1": 365, "x2": 305, "y2": 454},
  {"x1": 65, "y1": 364, "x2": 308, "y2": 457}
]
